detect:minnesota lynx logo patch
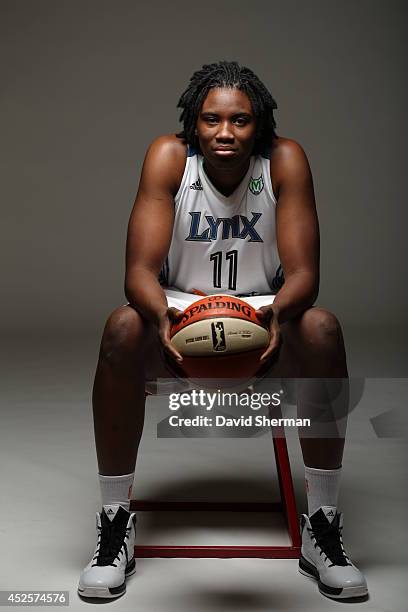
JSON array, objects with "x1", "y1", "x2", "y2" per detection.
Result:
[{"x1": 249, "y1": 175, "x2": 264, "y2": 195}]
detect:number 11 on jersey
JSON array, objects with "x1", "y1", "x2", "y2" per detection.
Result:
[{"x1": 209, "y1": 250, "x2": 238, "y2": 290}]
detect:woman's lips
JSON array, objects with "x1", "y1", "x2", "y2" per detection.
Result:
[{"x1": 213, "y1": 149, "x2": 236, "y2": 156}]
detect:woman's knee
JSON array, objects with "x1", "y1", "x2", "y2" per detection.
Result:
[
  {"x1": 100, "y1": 305, "x2": 149, "y2": 365},
  {"x1": 297, "y1": 308, "x2": 344, "y2": 350}
]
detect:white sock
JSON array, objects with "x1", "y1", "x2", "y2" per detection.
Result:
[
  {"x1": 304, "y1": 465, "x2": 342, "y2": 516},
  {"x1": 98, "y1": 472, "x2": 134, "y2": 511}
]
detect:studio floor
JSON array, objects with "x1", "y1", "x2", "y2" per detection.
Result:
[{"x1": 0, "y1": 330, "x2": 407, "y2": 611}]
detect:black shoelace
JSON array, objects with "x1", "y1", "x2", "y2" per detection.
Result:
[
  {"x1": 92, "y1": 518, "x2": 130, "y2": 567},
  {"x1": 308, "y1": 516, "x2": 351, "y2": 567}
]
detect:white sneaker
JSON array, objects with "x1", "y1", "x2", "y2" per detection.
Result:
[
  {"x1": 299, "y1": 506, "x2": 368, "y2": 599},
  {"x1": 78, "y1": 504, "x2": 136, "y2": 599}
]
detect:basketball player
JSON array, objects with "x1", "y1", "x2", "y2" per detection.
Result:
[{"x1": 78, "y1": 62, "x2": 368, "y2": 601}]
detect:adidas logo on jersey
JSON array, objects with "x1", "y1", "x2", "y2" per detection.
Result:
[{"x1": 190, "y1": 178, "x2": 203, "y2": 190}]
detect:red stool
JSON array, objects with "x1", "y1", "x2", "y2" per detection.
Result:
[{"x1": 130, "y1": 394, "x2": 301, "y2": 559}]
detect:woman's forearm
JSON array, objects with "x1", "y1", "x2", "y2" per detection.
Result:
[
  {"x1": 271, "y1": 270, "x2": 319, "y2": 324},
  {"x1": 125, "y1": 268, "x2": 168, "y2": 326}
]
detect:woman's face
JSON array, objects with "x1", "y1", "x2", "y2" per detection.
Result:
[{"x1": 195, "y1": 87, "x2": 257, "y2": 170}]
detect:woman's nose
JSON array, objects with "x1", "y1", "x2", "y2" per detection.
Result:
[{"x1": 216, "y1": 121, "x2": 234, "y2": 140}]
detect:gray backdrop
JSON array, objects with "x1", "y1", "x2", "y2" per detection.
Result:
[
  {"x1": 1, "y1": 3, "x2": 407, "y2": 608},
  {"x1": 1, "y1": 0, "x2": 407, "y2": 340}
]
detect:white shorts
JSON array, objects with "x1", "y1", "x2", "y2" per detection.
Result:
[{"x1": 143, "y1": 288, "x2": 276, "y2": 394}]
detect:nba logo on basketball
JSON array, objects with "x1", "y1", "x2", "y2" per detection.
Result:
[{"x1": 211, "y1": 321, "x2": 226, "y2": 351}]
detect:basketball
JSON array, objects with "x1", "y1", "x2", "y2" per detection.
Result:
[{"x1": 170, "y1": 295, "x2": 270, "y2": 381}]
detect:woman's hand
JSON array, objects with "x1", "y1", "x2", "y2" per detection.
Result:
[
  {"x1": 157, "y1": 307, "x2": 184, "y2": 362},
  {"x1": 255, "y1": 305, "x2": 282, "y2": 362}
]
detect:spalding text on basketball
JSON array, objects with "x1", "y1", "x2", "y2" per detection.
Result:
[{"x1": 180, "y1": 299, "x2": 252, "y2": 325}]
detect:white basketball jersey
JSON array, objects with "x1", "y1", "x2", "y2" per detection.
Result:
[{"x1": 160, "y1": 146, "x2": 284, "y2": 296}]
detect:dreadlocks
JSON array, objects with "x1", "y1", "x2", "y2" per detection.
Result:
[{"x1": 176, "y1": 61, "x2": 278, "y2": 154}]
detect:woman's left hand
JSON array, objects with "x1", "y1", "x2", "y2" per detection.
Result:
[{"x1": 255, "y1": 305, "x2": 282, "y2": 362}]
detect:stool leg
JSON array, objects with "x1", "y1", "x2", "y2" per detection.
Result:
[{"x1": 272, "y1": 425, "x2": 301, "y2": 548}]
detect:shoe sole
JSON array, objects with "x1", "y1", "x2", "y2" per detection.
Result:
[
  {"x1": 299, "y1": 555, "x2": 368, "y2": 599},
  {"x1": 77, "y1": 558, "x2": 136, "y2": 599}
]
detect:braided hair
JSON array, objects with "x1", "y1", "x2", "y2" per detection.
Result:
[{"x1": 176, "y1": 61, "x2": 278, "y2": 154}]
